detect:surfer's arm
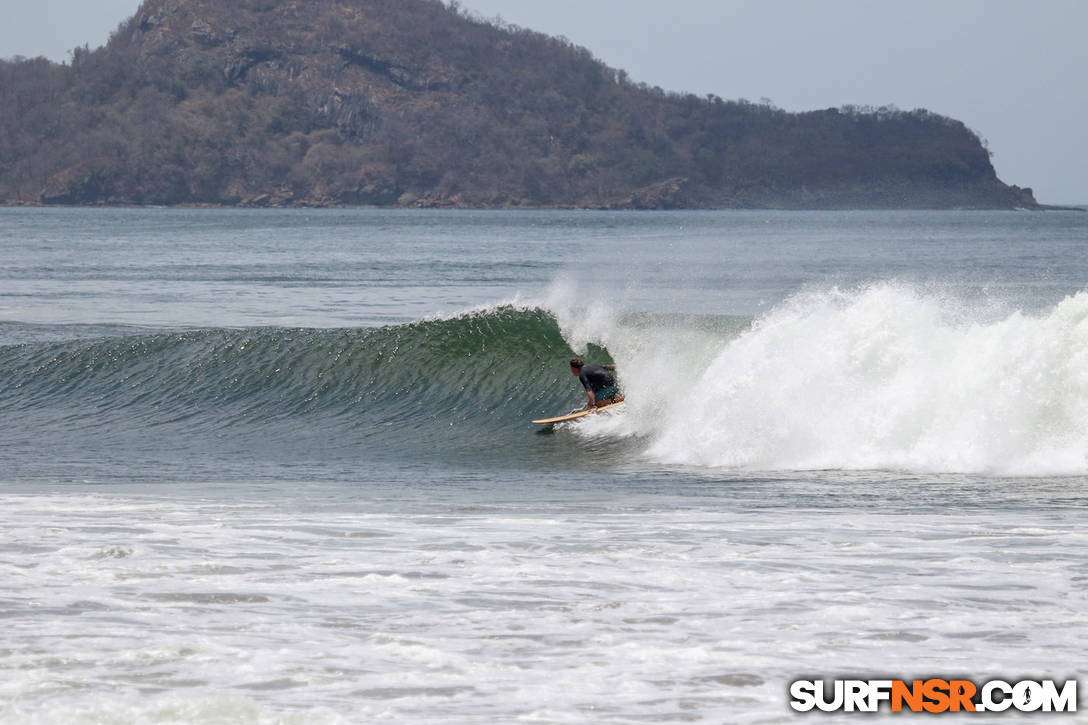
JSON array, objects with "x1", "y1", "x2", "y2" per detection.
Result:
[{"x1": 603, "y1": 364, "x2": 616, "y2": 371}]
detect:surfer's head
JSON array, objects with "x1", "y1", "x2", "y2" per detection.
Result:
[{"x1": 569, "y1": 357, "x2": 584, "y2": 373}]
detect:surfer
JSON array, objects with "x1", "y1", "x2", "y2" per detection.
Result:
[{"x1": 569, "y1": 357, "x2": 623, "y2": 410}]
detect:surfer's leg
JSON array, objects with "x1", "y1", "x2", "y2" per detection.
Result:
[{"x1": 594, "y1": 385, "x2": 621, "y2": 405}]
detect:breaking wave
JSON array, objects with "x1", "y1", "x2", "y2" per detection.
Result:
[
  {"x1": 5, "y1": 283, "x2": 1088, "y2": 476},
  {"x1": 625, "y1": 284, "x2": 1088, "y2": 475}
]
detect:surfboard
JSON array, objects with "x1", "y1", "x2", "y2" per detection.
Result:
[{"x1": 532, "y1": 400, "x2": 625, "y2": 425}]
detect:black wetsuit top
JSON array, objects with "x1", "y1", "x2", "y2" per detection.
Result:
[{"x1": 578, "y1": 364, "x2": 615, "y2": 393}]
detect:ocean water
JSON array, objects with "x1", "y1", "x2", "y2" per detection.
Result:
[{"x1": 1, "y1": 207, "x2": 1087, "y2": 723}]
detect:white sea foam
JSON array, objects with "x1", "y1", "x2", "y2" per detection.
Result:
[
  {"x1": 2, "y1": 491, "x2": 1085, "y2": 724},
  {"x1": 555, "y1": 283, "x2": 1088, "y2": 475}
]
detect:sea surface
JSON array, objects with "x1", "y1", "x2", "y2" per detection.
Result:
[{"x1": 1, "y1": 207, "x2": 1087, "y2": 723}]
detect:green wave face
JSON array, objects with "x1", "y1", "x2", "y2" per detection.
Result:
[{"x1": 0, "y1": 307, "x2": 603, "y2": 465}]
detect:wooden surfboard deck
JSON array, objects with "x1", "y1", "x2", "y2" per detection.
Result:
[{"x1": 532, "y1": 400, "x2": 625, "y2": 425}]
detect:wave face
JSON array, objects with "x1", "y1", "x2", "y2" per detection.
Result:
[
  {"x1": 0, "y1": 307, "x2": 584, "y2": 466},
  {"x1": 627, "y1": 284, "x2": 1088, "y2": 475}
]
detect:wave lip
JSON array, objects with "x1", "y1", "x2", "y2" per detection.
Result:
[{"x1": 644, "y1": 284, "x2": 1088, "y2": 476}]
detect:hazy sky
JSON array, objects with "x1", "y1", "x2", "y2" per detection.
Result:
[{"x1": 2, "y1": 0, "x2": 1085, "y2": 203}]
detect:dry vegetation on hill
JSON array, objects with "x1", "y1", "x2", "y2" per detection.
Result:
[{"x1": 0, "y1": 0, "x2": 1038, "y2": 208}]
